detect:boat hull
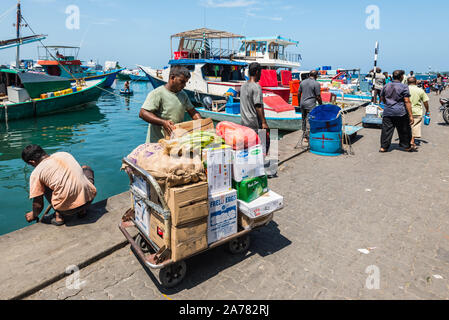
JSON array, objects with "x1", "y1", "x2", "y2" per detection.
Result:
[
  {"x1": 81, "y1": 69, "x2": 122, "y2": 87},
  {"x1": 129, "y1": 73, "x2": 150, "y2": 82},
  {"x1": 0, "y1": 79, "x2": 105, "y2": 121},
  {"x1": 146, "y1": 72, "x2": 233, "y2": 106},
  {"x1": 196, "y1": 107, "x2": 302, "y2": 131}
]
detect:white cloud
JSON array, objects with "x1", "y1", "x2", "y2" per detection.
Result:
[{"x1": 201, "y1": 0, "x2": 257, "y2": 8}]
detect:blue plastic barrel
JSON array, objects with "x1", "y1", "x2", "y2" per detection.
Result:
[
  {"x1": 225, "y1": 96, "x2": 240, "y2": 114},
  {"x1": 424, "y1": 113, "x2": 431, "y2": 125},
  {"x1": 310, "y1": 131, "x2": 342, "y2": 156},
  {"x1": 308, "y1": 104, "x2": 342, "y2": 134},
  {"x1": 425, "y1": 87, "x2": 430, "y2": 93}
]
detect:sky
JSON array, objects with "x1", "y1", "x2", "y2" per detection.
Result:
[{"x1": 0, "y1": 0, "x2": 448, "y2": 73}]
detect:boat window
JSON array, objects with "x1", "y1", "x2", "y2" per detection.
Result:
[
  {"x1": 259, "y1": 42, "x2": 267, "y2": 53},
  {"x1": 176, "y1": 64, "x2": 195, "y2": 72},
  {"x1": 201, "y1": 64, "x2": 245, "y2": 82},
  {"x1": 46, "y1": 65, "x2": 61, "y2": 77},
  {"x1": 0, "y1": 72, "x2": 23, "y2": 91}
]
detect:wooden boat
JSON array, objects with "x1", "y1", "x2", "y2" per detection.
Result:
[
  {"x1": 0, "y1": 68, "x2": 106, "y2": 121},
  {"x1": 196, "y1": 107, "x2": 302, "y2": 132},
  {"x1": 128, "y1": 71, "x2": 150, "y2": 82},
  {"x1": 37, "y1": 46, "x2": 123, "y2": 88},
  {"x1": 120, "y1": 89, "x2": 133, "y2": 95}
]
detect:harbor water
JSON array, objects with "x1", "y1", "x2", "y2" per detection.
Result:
[
  {"x1": 0, "y1": 80, "x2": 153, "y2": 235},
  {"x1": 0, "y1": 80, "x2": 290, "y2": 236}
]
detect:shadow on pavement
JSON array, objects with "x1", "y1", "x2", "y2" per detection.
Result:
[
  {"x1": 63, "y1": 199, "x2": 109, "y2": 227},
  {"x1": 133, "y1": 220, "x2": 291, "y2": 295},
  {"x1": 345, "y1": 134, "x2": 364, "y2": 145}
]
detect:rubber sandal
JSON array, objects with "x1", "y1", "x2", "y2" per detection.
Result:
[
  {"x1": 41, "y1": 213, "x2": 65, "y2": 226},
  {"x1": 379, "y1": 148, "x2": 388, "y2": 153},
  {"x1": 405, "y1": 146, "x2": 418, "y2": 152}
]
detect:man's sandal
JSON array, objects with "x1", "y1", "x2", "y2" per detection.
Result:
[{"x1": 41, "y1": 213, "x2": 65, "y2": 226}]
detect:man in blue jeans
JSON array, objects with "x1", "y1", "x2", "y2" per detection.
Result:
[{"x1": 379, "y1": 70, "x2": 416, "y2": 152}]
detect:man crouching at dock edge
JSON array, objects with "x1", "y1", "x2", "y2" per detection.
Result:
[{"x1": 22, "y1": 145, "x2": 97, "y2": 226}]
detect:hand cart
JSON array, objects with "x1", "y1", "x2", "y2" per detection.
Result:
[{"x1": 119, "y1": 157, "x2": 274, "y2": 288}]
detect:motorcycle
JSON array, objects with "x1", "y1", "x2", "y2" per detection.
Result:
[{"x1": 440, "y1": 97, "x2": 449, "y2": 124}]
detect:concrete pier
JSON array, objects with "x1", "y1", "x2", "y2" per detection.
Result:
[{"x1": 1, "y1": 92, "x2": 449, "y2": 300}]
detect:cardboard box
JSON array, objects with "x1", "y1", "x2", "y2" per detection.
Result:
[
  {"x1": 202, "y1": 146, "x2": 232, "y2": 194},
  {"x1": 232, "y1": 144, "x2": 265, "y2": 182},
  {"x1": 164, "y1": 118, "x2": 214, "y2": 139},
  {"x1": 238, "y1": 211, "x2": 273, "y2": 229},
  {"x1": 237, "y1": 190, "x2": 283, "y2": 219},
  {"x1": 207, "y1": 189, "x2": 238, "y2": 244},
  {"x1": 233, "y1": 175, "x2": 268, "y2": 203},
  {"x1": 164, "y1": 181, "x2": 208, "y2": 226},
  {"x1": 149, "y1": 212, "x2": 208, "y2": 262}
]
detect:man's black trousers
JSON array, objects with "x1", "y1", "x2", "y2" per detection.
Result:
[{"x1": 380, "y1": 114, "x2": 412, "y2": 150}]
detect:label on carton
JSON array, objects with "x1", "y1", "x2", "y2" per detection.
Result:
[
  {"x1": 207, "y1": 190, "x2": 238, "y2": 244},
  {"x1": 204, "y1": 148, "x2": 232, "y2": 194},
  {"x1": 232, "y1": 144, "x2": 265, "y2": 182},
  {"x1": 134, "y1": 199, "x2": 150, "y2": 235}
]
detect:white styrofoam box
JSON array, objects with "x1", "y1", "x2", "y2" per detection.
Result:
[
  {"x1": 237, "y1": 190, "x2": 283, "y2": 219},
  {"x1": 204, "y1": 147, "x2": 232, "y2": 194},
  {"x1": 366, "y1": 105, "x2": 378, "y2": 115},
  {"x1": 134, "y1": 199, "x2": 150, "y2": 236},
  {"x1": 232, "y1": 144, "x2": 265, "y2": 182},
  {"x1": 7, "y1": 86, "x2": 30, "y2": 103},
  {"x1": 207, "y1": 189, "x2": 238, "y2": 244}
]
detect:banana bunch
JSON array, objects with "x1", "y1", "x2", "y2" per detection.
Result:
[{"x1": 168, "y1": 131, "x2": 224, "y2": 157}]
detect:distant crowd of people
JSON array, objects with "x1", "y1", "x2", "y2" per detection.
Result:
[{"x1": 368, "y1": 67, "x2": 448, "y2": 153}]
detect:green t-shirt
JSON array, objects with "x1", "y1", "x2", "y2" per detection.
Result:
[
  {"x1": 408, "y1": 85, "x2": 429, "y2": 116},
  {"x1": 141, "y1": 86, "x2": 195, "y2": 143}
]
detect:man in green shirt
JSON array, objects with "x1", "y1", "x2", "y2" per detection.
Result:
[
  {"x1": 408, "y1": 76, "x2": 430, "y2": 147},
  {"x1": 139, "y1": 66, "x2": 202, "y2": 142}
]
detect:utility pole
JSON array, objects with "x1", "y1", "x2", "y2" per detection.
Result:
[{"x1": 15, "y1": 0, "x2": 21, "y2": 69}]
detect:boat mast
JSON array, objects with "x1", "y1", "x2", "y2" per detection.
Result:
[{"x1": 15, "y1": 0, "x2": 21, "y2": 69}]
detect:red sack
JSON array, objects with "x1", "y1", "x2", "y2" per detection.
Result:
[{"x1": 216, "y1": 121, "x2": 261, "y2": 150}]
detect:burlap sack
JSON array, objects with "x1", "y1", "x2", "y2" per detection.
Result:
[{"x1": 123, "y1": 143, "x2": 206, "y2": 188}]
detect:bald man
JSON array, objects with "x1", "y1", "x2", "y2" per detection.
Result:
[{"x1": 408, "y1": 76, "x2": 430, "y2": 147}]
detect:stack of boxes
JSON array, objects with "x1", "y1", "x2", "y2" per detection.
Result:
[
  {"x1": 231, "y1": 143, "x2": 283, "y2": 221},
  {"x1": 147, "y1": 181, "x2": 210, "y2": 262},
  {"x1": 203, "y1": 145, "x2": 238, "y2": 245}
]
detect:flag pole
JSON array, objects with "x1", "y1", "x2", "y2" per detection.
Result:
[{"x1": 371, "y1": 41, "x2": 379, "y2": 103}]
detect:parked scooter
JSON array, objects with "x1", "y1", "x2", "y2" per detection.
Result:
[{"x1": 440, "y1": 98, "x2": 449, "y2": 124}]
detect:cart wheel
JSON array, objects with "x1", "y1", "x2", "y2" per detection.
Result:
[
  {"x1": 159, "y1": 261, "x2": 187, "y2": 288},
  {"x1": 135, "y1": 234, "x2": 150, "y2": 253},
  {"x1": 227, "y1": 234, "x2": 251, "y2": 254}
]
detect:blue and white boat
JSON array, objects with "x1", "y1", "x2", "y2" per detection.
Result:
[{"x1": 139, "y1": 28, "x2": 303, "y2": 131}]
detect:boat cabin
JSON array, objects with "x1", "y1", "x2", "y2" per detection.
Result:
[
  {"x1": 0, "y1": 69, "x2": 71, "y2": 104},
  {"x1": 235, "y1": 36, "x2": 301, "y2": 70},
  {"x1": 167, "y1": 59, "x2": 247, "y2": 97},
  {"x1": 37, "y1": 45, "x2": 86, "y2": 78},
  {"x1": 171, "y1": 28, "x2": 244, "y2": 60}
]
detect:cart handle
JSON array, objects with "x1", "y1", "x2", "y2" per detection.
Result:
[{"x1": 122, "y1": 157, "x2": 170, "y2": 218}]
